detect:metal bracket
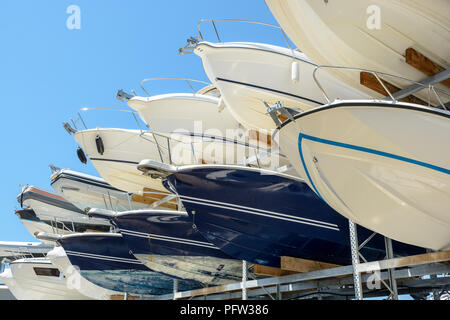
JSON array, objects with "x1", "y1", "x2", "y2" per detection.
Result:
[
  {"x1": 87, "y1": 208, "x2": 118, "y2": 220},
  {"x1": 35, "y1": 232, "x2": 63, "y2": 242},
  {"x1": 137, "y1": 159, "x2": 178, "y2": 179},
  {"x1": 49, "y1": 164, "x2": 61, "y2": 173},
  {"x1": 149, "y1": 194, "x2": 177, "y2": 209},
  {"x1": 62, "y1": 122, "x2": 77, "y2": 135},
  {"x1": 178, "y1": 37, "x2": 200, "y2": 55},
  {"x1": 116, "y1": 89, "x2": 134, "y2": 102},
  {"x1": 264, "y1": 100, "x2": 296, "y2": 127}
]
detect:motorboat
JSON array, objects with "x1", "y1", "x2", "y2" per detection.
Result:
[
  {"x1": 46, "y1": 245, "x2": 133, "y2": 300},
  {"x1": 16, "y1": 187, "x2": 111, "y2": 236},
  {"x1": 37, "y1": 232, "x2": 203, "y2": 296},
  {"x1": 68, "y1": 118, "x2": 289, "y2": 196},
  {"x1": 89, "y1": 208, "x2": 245, "y2": 285},
  {"x1": 274, "y1": 99, "x2": 450, "y2": 251},
  {"x1": 0, "y1": 257, "x2": 91, "y2": 300},
  {"x1": 124, "y1": 81, "x2": 240, "y2": 137},
  {"x1": 15, "y1": 208, "x2": 111, "y2": 241},
  {"x1": 50, "y1": 167, "x2": 169, "y2": 211},
  {"x1": 0, "y1": 240, "x2": 53, "y2": 259},
  {"x1": 137, "y1": 160, "x2": 425, "y2": 267},
  {"x1": 72, "y1": 128, "x2": 179, "y2": 195},
  {"x1": 179, "y1": 21, "x2": 369, "y2": 130},
  {"x1": 265, "y1": 0, "x2": 450, "y2": 105},
  {"x1": 65, "y1": 78, "x2": 288, "y2": 195},
  {"x1": 15, "y1": 208, "x2": 71, "y2": 240}
]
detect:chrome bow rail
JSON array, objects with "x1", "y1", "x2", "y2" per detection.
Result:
[
  {"x1": 179, "y1": 18, "x2": 296, "y2": 59},
  {"x1": 139, "y1": 77, "x2": 211, "y2": 97},
  {"x1": 69, "y1": 107, "x2": 146, "y2": 133},
  {"x1": 312, "y1": 65, "x2": 450, "y2": 110},
  {"x1": 65, "y1": 107, "x2": 282, "y2": 170}
]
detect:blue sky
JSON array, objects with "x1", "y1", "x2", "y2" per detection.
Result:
[{"x1": 0, "y1": 0, "x2": 288, "y2": 242}]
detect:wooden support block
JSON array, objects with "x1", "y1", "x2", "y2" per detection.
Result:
[
  {"x1": 253, "y1": 264, "x2": 297, "y2": 277},
  {"x1": 281, "y1": 256, "x2": 341, "y2": 273},
  {"x1": 132, "y1": 188, "x2": 178, "y2": 210},
  {"x1": 356, "y1": 250, "x2": 450, "y2": 273},
  {"x1": 85, "y1": 229, "x2": 103, "y2": 233},
  {"x1": 249, "y1": 130, "x2": 272, "y2": 147},
  {"x1": 360, "y1": 72, "x2": 428, "y2": 106},
  {"x1": 405, "y1": 47, "x2": 450, "y2": 89},
  {"x1": 277, "y1": 114, "x2": 288, "y2": 123}
]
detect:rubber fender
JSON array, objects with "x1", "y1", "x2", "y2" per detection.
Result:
[
  {"x1": 77, "y1": 146, "x2": 87, "y2": 164},
  {"x1": 95, "y1": 135, "x2": 105, "y2": 155},
  {"x1": 291, "y1": 60, "x2": 300, "y2": 82}
]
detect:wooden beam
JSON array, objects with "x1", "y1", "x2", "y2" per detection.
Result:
[
  {"x1": 360, "y1": 72, "x2": 429, "y2": 106},
  {"x1": 248, "y1": 130, "x2": 272, "y2": 147},
  {"x1": 405, "y1": 47, "x2": 450, "y2": 89},
  {"x1": 253, "y1": 264, "x2": 297, "y2": 277},
  {"x1": 85, "y1": 229, "x2": 104, "y2": 233},
  {"x1": 281, "y1": 256, "x2": 341, "y2": 273},
  {"x1": 356, "y1": 250, "x2": 450, "y2": 273},
  {"x1": 132, "y1": 188, "x2": 177, "y2": 210}
]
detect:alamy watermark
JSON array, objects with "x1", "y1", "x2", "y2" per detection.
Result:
[
  {"x1": 65, "y1": 265, "x2": 82, "y2": 290},
  {"x1": 165, "y1": 122, "x2": 281, "y2": 171},
  {"x1": 366, "y1": 5, "x2": 381, "y2": 30},
  {"x1": 66, "y1": 5, "x2": 81, "y2": 30}
]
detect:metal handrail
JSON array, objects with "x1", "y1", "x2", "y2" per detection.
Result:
[
  {"x1": 37, "y1": 213, "x2": 84, "y2": 234},
  {"x1": 72, "y1": 107, "x2": 145, "y2": 133},
  {"x1": 139, "y1": 77, "x2": 211, "y2": 97},
  {"x1": 312, "y1": 65, "x2": 450, "y2": 110},
  {"x1": 70, "y1": 108, "x2": 287, "y2": 170},
  {"x1": 196, "y1": 19, "x2": 296, "y2": 59}
]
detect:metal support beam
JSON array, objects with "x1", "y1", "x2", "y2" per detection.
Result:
[
  {"x1": 276, "y1": 284, "x2": 282, "y2": 300},
  {"x1": 145, "y1": 262, "x2": 449, "y2": 300},
  {"x1": 173, "y1": 279, "x2": 178, "y2": 300},
  {"x1": 149, "y1": 194, "x2": 176, "y2": 209},
  {"x1": 384, "y1": 237, "x2": 398, "y2": 300},
  {"x1": 383, "y1": 68, "x2": 450, "y2": 101},
  {"x1": 242, "y1": 260, "x2": 248, "y2": 300},
  {"x1": 349, "y1": 220, "x2": 363, "y2": 300}
]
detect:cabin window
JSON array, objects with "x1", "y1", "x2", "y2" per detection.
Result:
[{"x1": 33, "y1": 267, "x2": 60, "y2": 277}]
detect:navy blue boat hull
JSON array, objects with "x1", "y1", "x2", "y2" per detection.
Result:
[
  {"x1": 164, "y1": 166, "x2": 426, "y2": 268},
  {"x1": 58, "y1": 233, "x2": 202, "y2": 295},
  {"x1": 111, "y1": 210, "x2": 244, "y2": 285}
]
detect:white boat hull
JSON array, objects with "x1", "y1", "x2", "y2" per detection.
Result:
[
  {"x1": 266, "y1": 0, "x2": 450, "y2": 105},
  {"x1": 127, "y1": 93, "x2": 240, "y2": 133},
  {"x1": 50, "y1": 169, "x2": 149, "y2": 212},
  {"x1": 74, "y1": 127, "x2": 284, "y2": 194},
  {"x1": 47, "y1": 246, "x2": 121, "y2": 300},
  {"x1": 21, "y1": 187, "x2": 110, "y2": 227},
  {"x1": 74, "y1": 129, "x2": 170, "y2": 194},
  {"x1": 277, "y1": 101, "x2": 450, "y2": 250},
  {"x1": 195, "y1": 41, "x2": 369, "y2": 130},
  {"x1": 20, "y1": 218, "x2": 73, "y2": 241},
  {"x1": 0, "y1": 258, "x2": 91, "y2": 300}
]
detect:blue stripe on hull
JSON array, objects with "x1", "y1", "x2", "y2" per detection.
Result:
[
  {"x1": 297, "y1": 132, "x2": 450, "y2": 201},
  {"x1": 60, "y1": 234, "x2": 201, "y2": 295},
  {"x1": 166, "y1": 167, "x2": 425, "y2": 268}
]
